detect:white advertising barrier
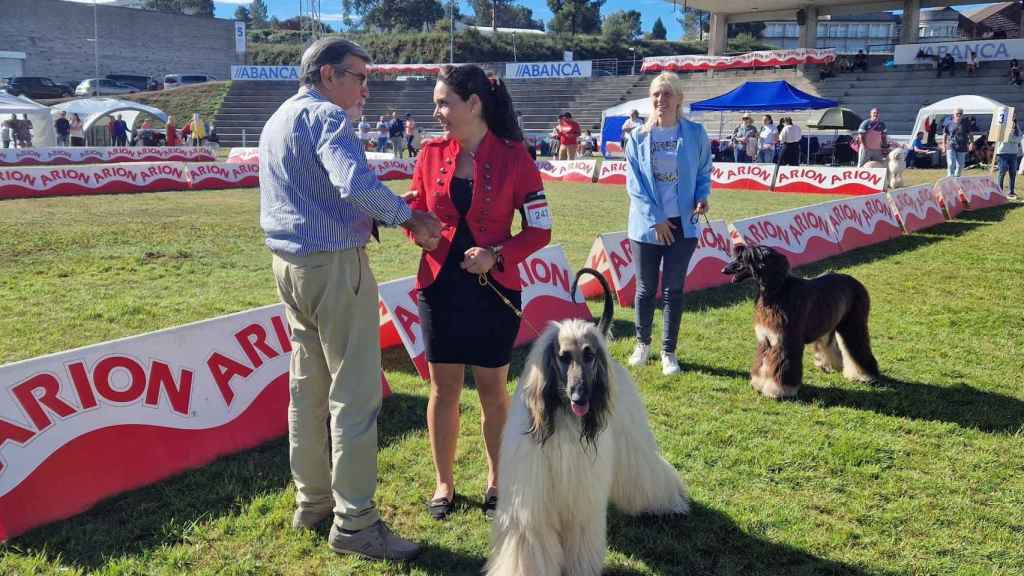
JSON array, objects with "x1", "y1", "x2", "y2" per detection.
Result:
[
  {"x1": 0, "y1": 162, "x2": 191, "y2": 200},
  {"x1": 711, "y1": 162, "x2": 776, "y2": 191},
  {"x1": 186, "y1": 162, "x2": 260, "y2": 190},
  {"x1": 773, "y1": 165, "x2": 888, "y2": 196},
  {"x1": 505, "y1": 60, "x2": 592, "y2": 79},
  {"x1": 887, "y1": 184, "x2": 946, "y2": 233},
  {"x1": 0, "y1": 147, "x2": 215, "y2": 166},
  {"x1": 595, "y1": 160, "x2": 628, "y2": 185},
  {"x1": 535, "y1": 159, "x2": 598, "y2": 183},
  {"x1": 730, "y1": 204, "x2": 840, "y2": 268},
  {"x1": 378, "y1": 245, "x2": 592, "y2": 379},
  {"x1": 642, "y1": 48, "x2": 836, "y2": 73},
  {"x1": 578, "y1": 221, "x2": 734, "y2": 306},
  {"x1": 895, "y1": 38, "x2": 1024, "y2": 66},
  {"x1": 955, "y1": 175, "x2": 1008, "y2": 210},
  {"x1": 933, "y1": 176, "x2": 967, "y2": 219},
  {"x1": 226, "y1": 147, "x2": 259, "y2": 164},
  {"x1": 816, "y1": 193, "x2": 903, "y2": 253}
]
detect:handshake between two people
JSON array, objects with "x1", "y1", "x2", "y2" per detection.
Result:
[{"x1": 401, "y1": 210, "x2": 442, "y2": 251}]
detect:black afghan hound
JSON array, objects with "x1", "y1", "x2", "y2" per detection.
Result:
[{"x1": 722, "y1": 245, "x2": 880, "y2": 399}]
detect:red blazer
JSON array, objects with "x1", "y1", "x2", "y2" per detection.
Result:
[{"x1": 406, "y1": 131, "x2": 551, "y2": 291}]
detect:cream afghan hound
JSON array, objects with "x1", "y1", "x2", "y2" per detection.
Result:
[{"x1": 486, "y1": 269, "x2": 689, "y2": 576}]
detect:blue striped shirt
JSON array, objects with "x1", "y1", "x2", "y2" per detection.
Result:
[{"x1": 259, "y1": 86, "x2": 412, "y2": 255}]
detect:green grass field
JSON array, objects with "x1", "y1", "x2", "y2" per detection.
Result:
[{"x1": 1, "y1": 169, "x2": 1023, "y2": 576}]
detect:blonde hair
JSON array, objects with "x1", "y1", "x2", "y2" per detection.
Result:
[{"x1": 643, "y1": 72, "x2": 686, "y2": 132}]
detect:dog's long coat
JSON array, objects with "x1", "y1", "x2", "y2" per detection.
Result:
[
  {"x1": 486, "y1": 270, "x2": 689, "y2": 576},
  {"x1": 722, "y1": 245, "x2": 880, "y2": 399}
]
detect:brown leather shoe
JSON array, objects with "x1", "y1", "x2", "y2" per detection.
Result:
[
  {"x1": 329, "y1": 520, "x2": 420, "y2": 561},
  {"x1": 291, "y1": 507, "x2": 332, "y2": 530}
]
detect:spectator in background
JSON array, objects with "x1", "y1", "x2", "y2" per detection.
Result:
[
  {"x1": 17, "y1": 114, "x2": 33, "y2": 148},
  {"x1": 375, "y1": 115, "x2": 388, "y2": 152},
  {"x1": 1010, "y1": 59, "x2": 1022, "y2": 86},
  {"x1": 908, "y1": 131, "x2": 932, "y2": 168},
  {"x1": 818, "y1": 61, "x2": 835, "y2": 80},
  {"x1": 54, "y1": 111, "x2": 71, "y2": 147},
  {"x1": 759, "y1": 114, "x2": 777, "y2": 163},
  {"x1": 731, "y1": 113, "x2": 758, "y2": 163},
  {"x1": 70, "y1": 113, "x2": 84, "y2": 146},
  {"x1": 966, "y1": 51, "x2": 978, "y2": 76},
  {"x1": 937, "y1": 53, "x2": 956, "y2": 78},
  {"x1": 166, "y1": 115, "x2": 178, "y2": 147},
  {"x1": 516, "y1": 110, "x2": 525, "y2": 129},
  {"x1": 389, "y1": 111, "x2": 404, "y2": 158},
  {"x1": 994, "y1": 120, "x2": 1021, "y2": 200},
  {"x1": 1, "y1": 117, "x2": 11, "y2": 149},
  {"x1": 779, "y1": 117, "x2": 802, "y2": 165},
  {"x1": 115, "y1": 115, "x2": 129, "y2": 146},
  {"x1": 837, "y1": 55, "x2": 853, "y2": 72},
  {"x1": 180, "y1": 119, "x2": 192, "y2": 147},
  {"x1": 580, "y1": 129, "x2": 596, "y2": 156},
  {"x1": 621, "y1": 109, "x2": 641, "y2": 143},
  {"x1": 556, "y1": 112, "x2": 581, "y2": 160},
  {"x1": 357, "y1": 115, "x2": 371, "y2": 149},
  {"x1": 207, "y1": 122, "x2": 220, "y2": 147},
  {"x1": 404, "y1": 113, "x2": 417, "y2": 157},
  {"x1": 942, "y1": 108, "x2": 971, "y2": 176},
  {"x1": 857, "y1": 108, "x2": 887, "y2": 166},
  {"x1": 853, "y1": 50, "x2": 868, "y2": 72}
]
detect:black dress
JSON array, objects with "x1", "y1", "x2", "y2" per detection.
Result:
[{"x1": 418, "y1": 177, "x2": 522, "y2": 367}]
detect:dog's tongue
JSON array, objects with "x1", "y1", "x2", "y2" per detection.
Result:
[{"x1": 570, "y1": 402, "x2": 590, "y2": 417}]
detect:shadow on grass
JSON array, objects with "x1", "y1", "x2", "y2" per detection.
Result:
[
  {"x1": 607, "y1": 502, "x2": 896, "y2": 576},
  {"x1": 9, "y1": 391, "x2": 428, "y2": 571},
  {"x1": 801, "y1": 377, "x2": 1024, "y2": 434},
  {"x1": 955, "y1": 201, "x2": 1023, "y2": 223}
]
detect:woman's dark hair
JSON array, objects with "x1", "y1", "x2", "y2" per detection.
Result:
[{"x1": 438, "y1": 64, "x2": 523, "y2": 142}]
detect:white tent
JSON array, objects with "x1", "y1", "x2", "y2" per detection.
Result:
[
  {"x1": 912, "y1": 95, "x2": 1007, "y2": 138},
  {"x1": 0, "y1": 92, "x2": 57, "y2": 147},
  {"x1": 599, "y1": 97, "x2": 698, "y2": 155},
  {"x1": 51, "y1": 98, "x2": 167, "y2": 143}
]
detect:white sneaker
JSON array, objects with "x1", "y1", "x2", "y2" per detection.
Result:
[
  {"x1": 661, "y1": 352, "x2": 681, "y2": 375},
  {"x1": 628, "y1": 343, "x2": 651, "y2": 366}
]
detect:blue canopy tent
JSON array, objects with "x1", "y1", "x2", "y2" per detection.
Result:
[{"x1": 690, "y1": 81, "x2": 837, "y2": 164}]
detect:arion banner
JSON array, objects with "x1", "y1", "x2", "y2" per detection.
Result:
[
  {"x1": 0, "y1": 163, "x2": 191, "y2": 200},
  {"x1": 186, "y1": 162, "x2": 260, "y2": 190},
  {"x1": 933, "y1": 176, "x2": 966, "y2": 219},
  {"x1": 729, "y1": 204, "x2": 839, "y2": 268},
  {"x1": 377, "y1": 245, "x2": 591, "y2": 379},
  {"x1": 595, "y1": 160, "x2": 628, "y2": 185},
  {"x1": 0, "y1": 147, "x2": 215, "y2": 166},
  {"x1": 817, "y1": 193, "x2": 903, "y2": 252},
  {"x1": 711, "y1": 162, "x2": 776, "y2": 191},
  {"x1": 956, "y1": 175, "x2": 1008, "y2": 210},
  {"x1": 888, "y1": 184, "x2": 946, "y2": 232},
  {"x1": 772, "y1": 166, "x2": 887, "y2": 196},
  {"x1": 535, "y1": 159, "x2": 599, "y2": 183},
  {"x1": 684, "y1": 220, "x2": 735, "y2": 292}
]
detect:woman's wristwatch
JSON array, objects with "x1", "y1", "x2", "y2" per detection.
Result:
[{"x1": 488, "y1": 245, "x2": 505, "y2": 272}]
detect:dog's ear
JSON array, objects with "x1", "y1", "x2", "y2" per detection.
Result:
[{"x1": 526, "y1": 332, "x2": 560, "y2": 444}]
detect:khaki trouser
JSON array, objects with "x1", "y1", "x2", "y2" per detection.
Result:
[{"x1": 272, "y1": 248, "x2": 382, "y2": 531}]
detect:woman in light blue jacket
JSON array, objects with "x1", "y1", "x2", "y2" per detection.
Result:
[{"x1": 624, "y1": 71, "x2": 712, "y2": 375}]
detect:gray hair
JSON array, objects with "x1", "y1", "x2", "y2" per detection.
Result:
[{"x1": 300, "y1": 38, "x2": 372, "y2": 87}]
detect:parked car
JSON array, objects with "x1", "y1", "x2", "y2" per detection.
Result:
[
  {"x1": 75, "y1": 78, "x2": 140, "y2": 97},
  {"x1": 106, "y1": 73, "x2": 161, "y2": 92},
  {"x1": 1, "y1": 76, "x2": 73, "y2": 99},
  {"x1": 163, "y1": 74, "x2": 216, "y2": 89}
]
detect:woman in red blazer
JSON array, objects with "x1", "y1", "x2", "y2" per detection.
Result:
[{"x1": 406, "y1": 64, "x2": 550, "y2": 521}]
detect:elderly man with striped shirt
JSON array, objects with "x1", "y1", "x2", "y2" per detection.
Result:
[{"x1": 259, "y1": 38, "x2": 440, "y2": 562}]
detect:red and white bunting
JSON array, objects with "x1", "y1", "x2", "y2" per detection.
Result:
[
  {"x1": 641, "y1": 48, "x2": 836, "y2": 73},
  {"x1": 0, "y1": 147, "x2": 214, "y2": 166},
  {"x1": 887, "y1": 184, "x2": 946, "y2": 232},
  {"x1": 956, "y1": 175, "x2": 1008, "y2": 210},
  {"x1": 595, "y1": 160, "x2": 628, "y2": 185},
  {"x1": 816, "y1": 193, "x2": 902, "y2": 252},
  {"x1": 534, "y1": 159, "x2": 598, "y2": 182},
  {"x1": 730, "y1": 204, "x2": 839, "y2": 268},
  {"x1": 186, "y1": 162, "x2": 259, "y2": 190},
  {"x1": 773, "y1": 165, "x2": 887, "y2": 196},
  {"x1": 711, "y1": 162, "x2": 776, "y2": 191},
  {"x1": 933, "y1": 176, "x2": 966, "y2": 219},
  {"x1": 378, "y1": 245, "x2": 591, "y2": 378},
  {"x1": 0, "y1": 162, "x2": 191, "y2": 200},
  {"x1": 685, "y1": 220, "x2": 735, "y2": 292}
]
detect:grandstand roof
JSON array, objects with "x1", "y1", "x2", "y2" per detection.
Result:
[{"x1": 665, "y1": 0, "x2": 960, "y2": 18}]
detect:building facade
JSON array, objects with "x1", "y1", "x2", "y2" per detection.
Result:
[{"x1": 761, "y1": 12, "x2": 900, "y2": 54}]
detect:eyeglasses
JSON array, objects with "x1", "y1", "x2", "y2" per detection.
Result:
[{"x1": 335, "y1": 67, "x2": 368, "y2": 87}]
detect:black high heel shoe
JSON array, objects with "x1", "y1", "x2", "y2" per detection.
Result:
[{"x1": 427, "y1": 492, "x2": 456, "y2": 521}]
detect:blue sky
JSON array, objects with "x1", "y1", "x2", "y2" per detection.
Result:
[{"x1": 211, "y1": 1, "x2": 995, "y2": 44}]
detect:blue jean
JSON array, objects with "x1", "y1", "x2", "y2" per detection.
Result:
[
  {"x1": 997, "y1": 153, "x2": 1019, "y2": 193},
  {"x1": 757, "y1": 148, "x2": 775, "y2": 164},
  {"x1": 734, "y1": 148, "x2": 750, "y2": 163},
  {"x1": 947, "y1": 149, "x2": 967, "y2": 176},
  {"x1": 631, "y1": 224, "x2": 698, "y2": 353},
  {"x1": 376, "y1": 136, "x2": 387, "y2": 151}
]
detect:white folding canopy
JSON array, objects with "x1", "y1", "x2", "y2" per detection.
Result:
[
  {"x1": 912, "y1": 95, "x2": 1007, "y2": 137},
  {"x1": 50, "y1": 97, "x2": 167, "y2": 136},
  {"x1": 0, "y1": 92, "x2": 57, "y2": 147}
]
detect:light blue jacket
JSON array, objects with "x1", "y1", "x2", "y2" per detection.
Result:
[{"x1": 624, "y1": 118, "x2": 712, "y2": 243}]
